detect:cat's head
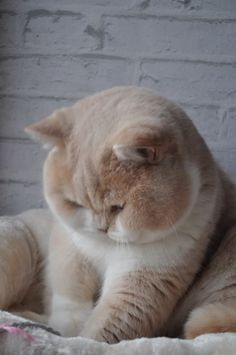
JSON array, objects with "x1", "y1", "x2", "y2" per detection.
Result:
[{"x1": 25, "y1": 87, "x2": 211, "y2": 244}]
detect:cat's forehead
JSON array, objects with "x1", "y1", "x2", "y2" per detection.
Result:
[
  {"x1": 76, "y1": 87, "x2": 171, "y2": 121},
  {"x1": 71, "y1": 88, "x2": 183, "y2": 155}
]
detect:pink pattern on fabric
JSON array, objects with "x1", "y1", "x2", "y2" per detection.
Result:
[{"x1": 0, "y1": 324, "x2": 34, "y2": 342}]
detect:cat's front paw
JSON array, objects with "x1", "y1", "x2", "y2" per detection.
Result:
[
  {"x1": 49, "y1": 310, "x2": 84, "y2": 337},
  {"x1": 49, "y1": 297, "x2": 93, "y2": 337}
]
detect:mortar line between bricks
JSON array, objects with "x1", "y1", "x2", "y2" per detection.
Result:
[
  {"x1": 1, "y1": 52, "x2": 236, "y2": 65},
  {"x1": 0, "y1": 93, "x2": 234, "y2": 109},
  {"x1": 136, "y1": 55, "x2": 236, "y2": 65},
  {"x1": 24, "y1": 9, "x2": 85, "y2": 18},
  {"x1": 0, "y1": 53, "x2": 131, "y2": 62},
  {"x1": 0, "y1": 179, "x2": 40, "y2": 186},
  {"x1": 209, "y1": 144, "x2": 236, "y2": 151},
  {"x1": 0, "y1": 93, "x2": 84, "y2": 101},
  {"x1": 0, "y1": 137, "x2": 36, "y2": 145},
  {"x1": 217, "y1": 106, "x2": 229, "y2": 141},
  {"x1": 0, "y1": 9, "x2": 17, "y2": 15},
  {"x1": 5, "y1": 7, "x2": 236, "y2": 22},
  {"x1": 101, "y1": 13, "x2": 236, "y2": 22}
]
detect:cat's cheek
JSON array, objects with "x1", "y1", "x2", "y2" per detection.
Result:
[{"x1": 52, "y1": 205, "x2": 89, "y2": 232}]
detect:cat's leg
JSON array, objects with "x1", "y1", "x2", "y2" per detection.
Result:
[
  {"x1": 0, "y1": 209, "x2": 51, "y2": 311},
  {"x1": 184, "y1": 301, "x2": 236, "y2": 338},
  {"x1": 179, "y1": 226, "x2": 236, "y2": 338},
  {"x1": 18, "y1": 209, "x2": 53, "y2": 258},
  {"x1": 48, "y1": 226, "x2": 99, "y2": 337},
  {"x1": 0, "y1": 215, "x2": 36, "y2": 309},
  {"x1": 80, "y1": 269, "x2": 187, "y2": 343}
]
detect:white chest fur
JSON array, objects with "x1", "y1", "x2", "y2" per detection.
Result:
[{"x1": 68, "y1": 227, "x2": 196, "y2": 279}]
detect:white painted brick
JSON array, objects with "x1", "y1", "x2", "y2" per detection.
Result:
[
  {"x1": 24, "y1": 10, "x2": 101, "y2": 52},
  {"x1": 181, "y1": 104, "x2": 220, "y2": 142},
  {"x1": 103, "y1": 16, "x2": 236, "y2": 56},
  {"x1": 0, "y1": 11, "x2": 18, "y2": 48},
  {"x1": 0, "y1": 140, "x2": 46, "y2": 182},
  {"x1": 1, "y1": 0, "x2": 236, "y2": 215},
  {"x1": 1, "y1": 0, "x2": 236, "y2": 12},
  {"x1": 46, "y1": 0, "x2": 236, "y2": 12},
  {"x1": 140, "y1": 60, "x2": 236, "y2": 103},
  {"x1": 0, "y1": 182, "x2": 44, "y2": 215},
  {"x1": 222, "y1": 107, "x2": 236, "y2": 142},
  {"x1": 0, "y1": 96, "x2": 76, "y2": 138},
  {"x1": 211, "y1": 147, "x2": 236, "y2": 180},
  {"x1": 0, "y1": 56, "x2": 133, "y2": 96}
]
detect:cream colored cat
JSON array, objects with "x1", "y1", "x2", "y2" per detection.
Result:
[{"x1": 25, "y1": 86, "x2": 236, "y2": 343}]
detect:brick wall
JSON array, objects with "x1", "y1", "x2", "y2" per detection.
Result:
[{"x1": 0, "y1": 0, "x2": 236, "y2": 214}]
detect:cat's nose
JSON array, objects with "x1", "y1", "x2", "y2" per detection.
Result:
[
  {"x1": 94, "y1": 214, "x2": 108, "y2": 233},
  {"x1": 97, "y1": 227, "x2": 108, "y2": 233}
]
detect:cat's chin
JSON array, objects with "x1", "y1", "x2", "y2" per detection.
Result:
[
  {"x1": 107, "y1": 228, "x2": 168, "y2": 245},
  {"x1": 107, "y1": 231, "x2": 138, "y2": 244},
  {"x1": 109, "y1": 218, "x2": 171, "y2": 244}
]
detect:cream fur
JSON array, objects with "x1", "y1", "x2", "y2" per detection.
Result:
[{"x1": 18, "y1": 86, "x2": 236, "y2": 343}]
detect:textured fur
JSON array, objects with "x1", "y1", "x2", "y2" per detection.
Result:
[
  {"x1": 0, "y1": 210, "x2": 51, "y2": 319},
  {"x1": 25, "y1": 86, "x2": 236, "y2": 343}
]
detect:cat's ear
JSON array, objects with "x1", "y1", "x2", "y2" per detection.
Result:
[
  {"x1": 112, "y1": 125, "x2": 177, "y2": 164},
  {"x1": 25, "y1": 108, "x2": 73, "y2": 149},
  {"x1": 113, "y1": 144, "x2": 157, "y2": 164}
]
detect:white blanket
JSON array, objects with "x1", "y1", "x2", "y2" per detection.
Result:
[{"x1": 1, "y1": 311, "x2": 236, "y2": 355}]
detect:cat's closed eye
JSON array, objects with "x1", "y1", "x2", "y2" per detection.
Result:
[
  {"x1": 65, "y1": 199, "x2": 82, "y2": 209},
  {"x1": 110, "y1": 204, "x2": 124, "y2": 214}
]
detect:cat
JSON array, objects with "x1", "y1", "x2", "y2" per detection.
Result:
[{"x1": 25, "y1": 86, "x2": 236, "y2": 343}]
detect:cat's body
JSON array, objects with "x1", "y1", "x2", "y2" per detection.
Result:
[{"x1": 25, "y1": 86, "x2": 236, "y2": 342}]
